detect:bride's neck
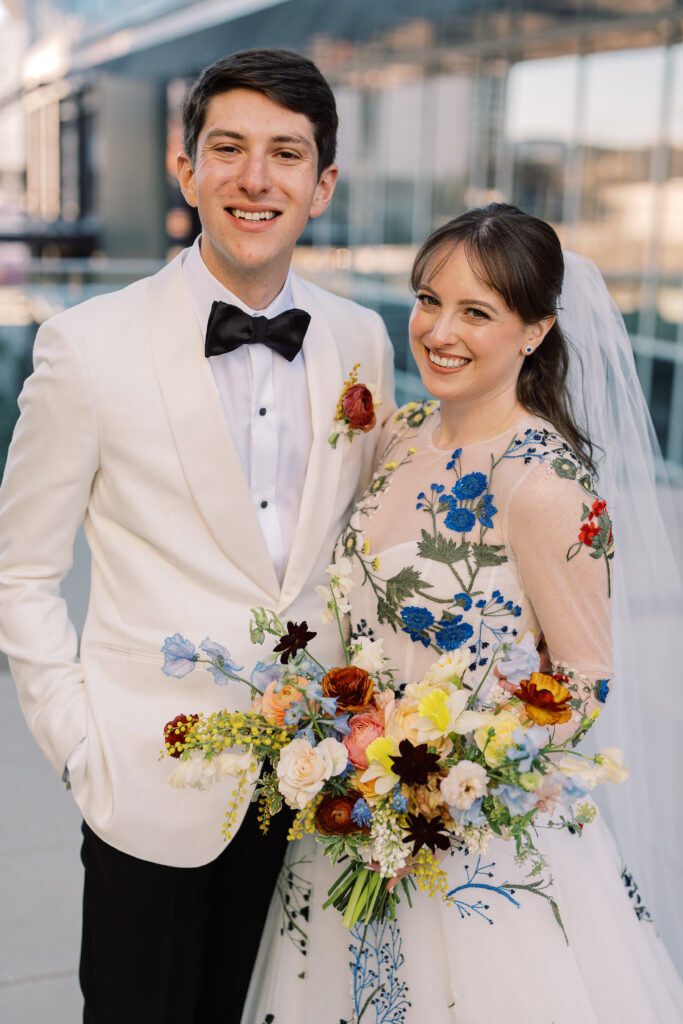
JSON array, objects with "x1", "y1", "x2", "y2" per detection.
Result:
[{"x1": 434, "y1": 394, "x2": 530, "y2": 449}]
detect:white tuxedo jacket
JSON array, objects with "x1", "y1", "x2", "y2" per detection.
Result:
[{"x1": 0, "y1": 251, "x2": 395, "y2": 866}]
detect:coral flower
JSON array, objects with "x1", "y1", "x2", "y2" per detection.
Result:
[
  {"x1": 513, "y1": 672, "x2": 572, "y2": 726},
  {"x1": 261, "y1": 676, "x2": 307, "y2": 727},
  {"x1": 343, "y1": 712, "x2": 385, "y2": 769}
]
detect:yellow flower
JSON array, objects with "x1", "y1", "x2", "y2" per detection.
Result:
[
  {"x1": 372, "y1": 557, "x2": 381, "y2": 571},
  {"x1": 362, "y1": 538, "x2": 370, "y2": 554},
  {"x1": 385, "y1": 461, "x2": 397, "y2": 470},
  {"x1": 407, "y1": 447, "x2": 417, "y2": 455},
  {"x1": 474, "y1": 711, "x2": 520, "y2": 768},
  {"x1": 418, "y1": 689, "x2": 450, "y2": 733},
  {"x1": 365, "y1": 735, "x2": 397, "y2": 772}
]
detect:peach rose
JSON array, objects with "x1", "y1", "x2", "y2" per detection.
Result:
[
  {"x1": 261, "y1": 675, "x2": 307, "y2": 728},
  {"x1": 383, "y1": 695, "x2": 422, "y2": 747},
  {"x1": 344, "y1": 712, "x2": 385, "y2": 769}
]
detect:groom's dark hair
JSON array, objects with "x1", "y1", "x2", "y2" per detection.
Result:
[{"x1": 182, "y1": 49, "x2": 338, "y2": 177}]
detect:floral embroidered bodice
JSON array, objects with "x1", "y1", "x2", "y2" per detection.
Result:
[{"x1": 339, "y1": 401, "x2": 614, "y2": 732}]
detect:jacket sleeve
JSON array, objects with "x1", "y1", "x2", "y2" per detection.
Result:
[{"x1": 0, "y1": 317, "x2": 99, "y2": 775}]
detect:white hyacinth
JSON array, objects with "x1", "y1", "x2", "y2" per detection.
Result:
[{"x1": 369, "y1": 803, "x2": 410, "y2": 878}]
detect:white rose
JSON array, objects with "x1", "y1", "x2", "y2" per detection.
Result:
[
  {"x1": 595, "y1": 747, "x2": 630, "y2": 785},
  {"x1": 440, "y1": 760, "x2": 489, "y2": 810},
  {"x1": 316, "y1": 736, "x2": 349, "y2": 777},
  {"x1": 351, "y1": 637, "x2": 385, "y2": 673},
  {"x1": 422, "y1": 650, "x2": 470, "y2": 687},
  {"x1": 276, "y1": 737, "x2": 345, "y2": 810}
]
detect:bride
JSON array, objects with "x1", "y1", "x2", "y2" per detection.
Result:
[{"x1": 242, "y1": 204, "x2": 683, "y2": 1022}]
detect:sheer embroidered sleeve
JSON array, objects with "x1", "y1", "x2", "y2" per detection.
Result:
[{"x1": 506, "y1": 453, "x2": 614, "y2": 740}]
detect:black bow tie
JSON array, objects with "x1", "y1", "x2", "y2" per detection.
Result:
[{"x1": 204, "y1": 301, "x2": 311, "y2": 362}]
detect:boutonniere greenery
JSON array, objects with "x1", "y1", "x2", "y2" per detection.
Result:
[{"x1": 328, "y1": 363, "x2": 381, "y2": 449}]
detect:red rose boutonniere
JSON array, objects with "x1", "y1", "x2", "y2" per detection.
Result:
[{"x1": 329, "y1": 363, "x2": 381, "y2": 448}]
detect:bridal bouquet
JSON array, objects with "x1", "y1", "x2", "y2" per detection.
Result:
[{"x1": 161, "y1": 565, "x2": 627, "y2": 932}]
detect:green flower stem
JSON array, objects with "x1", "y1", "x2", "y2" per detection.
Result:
[
  {"x1": 322, "y1": 863, "x2": 356, "y2": 908},
  {"x1": 342, "y1": 867, "x2": 372, "y2": 929},
  {"x1": 330, "y1": 586, "x2": 351, "y2": 666},
  {"x1": 194, "y1": 659, "x2": 263, "y2": 697},
  {"x1": 465, "y1": 653, "x2": 499, "y2": 709}
]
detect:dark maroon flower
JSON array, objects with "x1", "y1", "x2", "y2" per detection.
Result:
[
  {"x1": 403, "y1": 812, "x2": 451, "y2": 858},
  {"x1": 390, "y1": 739, "x2": 441, "y2": 786},
  {"x1": 273, "y1": 620, "x2": 316, "y2": 664},
  {"x1": 163, "y1": 714, "x2": 199, "y2": 758},
  {"x1": 342, "y1": 384, "x2": 376, "y2": 432},
  {"x1": 315, "y1": 791, "x2": 369, "y2": 836}
]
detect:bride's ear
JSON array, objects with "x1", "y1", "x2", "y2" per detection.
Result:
[{"x1": 521, "y1": 315, "x2": 556, "y2": 357}]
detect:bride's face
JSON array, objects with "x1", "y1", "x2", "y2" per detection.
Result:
[{"x1": 409, "y1": 243, "x2": 550, "y2": 409}]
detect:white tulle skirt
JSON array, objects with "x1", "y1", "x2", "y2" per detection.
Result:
[{"x1": 241, "y1": 817, "x2": 683, "y2": 1023}]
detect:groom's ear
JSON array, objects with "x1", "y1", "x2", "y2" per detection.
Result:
[{"x1": 177, "y1": 152, "x2": 198, "y2": 208}]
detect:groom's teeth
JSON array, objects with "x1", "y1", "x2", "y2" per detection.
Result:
[
  {"x1": 229, "y1": 208, "x2": 278, "y2": 221},
  {"x1": 429, "y1": 350, "x2": 470, "y2": 368}
]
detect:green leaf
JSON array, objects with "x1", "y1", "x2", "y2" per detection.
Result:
[
  {"x1": 472, "y1": 543, "x2": 508, "y2": 567},
  {"x1": 385, "y1": 566, "x2": 432, "y2": 607},
  {"x1": 417, "y1": 529, "x2": 470, "y2": 565}
]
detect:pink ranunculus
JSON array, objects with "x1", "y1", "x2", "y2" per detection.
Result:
[{"x1": 343, "y1": 712, "x2": 385, "y2": 769}]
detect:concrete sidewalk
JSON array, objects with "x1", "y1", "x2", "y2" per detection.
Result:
[{"x1": 0, "y1": 669, "x2": 83, "y2": 1023}]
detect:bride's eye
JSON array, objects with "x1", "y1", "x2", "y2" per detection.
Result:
[
  {"x1": 465, "y1": 307, "x2": 489, "y2": 320},
  {"x1": 416, "y1": 292, "x2": 439, "y2": 307}
]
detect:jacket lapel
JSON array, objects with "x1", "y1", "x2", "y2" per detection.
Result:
[
  {"x1": 147, "y1": 254, "x2": 280, "y2": 602},
  {"x1": 279, "y1": 274, "x2": 345, "y2": 611}
]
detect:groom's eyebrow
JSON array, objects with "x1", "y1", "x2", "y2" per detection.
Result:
[{"x1": 202, "y1": 128, "x2": 314, "y2": 152}]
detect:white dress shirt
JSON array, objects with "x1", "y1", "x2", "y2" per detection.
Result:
[{"x1": 182, "y1": 238, "x2": 313, "y2": 584}]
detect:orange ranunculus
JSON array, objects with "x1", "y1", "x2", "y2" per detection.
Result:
[
  {"x1": 322, "y1": 666, "x2": 376, "y2": 714},
  {"x1": 315, "y1": 791, "x2": 368, "y2": 836},
  {"x1": 261, "y1": 676, "x2": 307, "y2": 728},
  {"x1": 513, "y1": 672, "x2": 572, "y2": 726}
]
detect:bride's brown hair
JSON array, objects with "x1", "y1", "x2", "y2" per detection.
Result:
[{"x1": 410, "y1": 203, "x2": 596, "y2": 473}]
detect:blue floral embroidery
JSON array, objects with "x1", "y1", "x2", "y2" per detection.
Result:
[
  {"x1": 400, "y1": 606, "x2": 435, "y2": 645},
  {"x1": 446, "y1": 855, "x2": 521, "y2": 925},
  {"x1": 453, "y1": 471, "x2": 487, "y2": 500},
  {"x1": 596, "y1": 678, "x2": 610, "y2": 703},
  {"x1": 434, "y1": 615, "x2": 474, "y2": 651},
  {"x1": 349, "y1": 919, "x2": 411, "y2": 1022},
  {"x1": 444, "y1": 505, "x2": 477, "y2": 533}
]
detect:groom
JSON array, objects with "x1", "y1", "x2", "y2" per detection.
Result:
[{"x1": 0, "y1": 50, "x2": 394, "y2": 1022}]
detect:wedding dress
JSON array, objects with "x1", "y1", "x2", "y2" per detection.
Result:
[{"x1": 242, "y1": 405, "x2": 683, "y2": 1024}]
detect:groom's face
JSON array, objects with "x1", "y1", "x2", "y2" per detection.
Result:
[{"x1": 177, "y1": 87, "x2": 338, "y2": 297}]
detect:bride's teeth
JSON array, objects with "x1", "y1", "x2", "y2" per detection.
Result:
[
  {"x1": 230, "y1": 208, "x2": 277, "y2": 221},
  {"x1": 429, "y1": 350, "x2": 469, "y2": 368}
]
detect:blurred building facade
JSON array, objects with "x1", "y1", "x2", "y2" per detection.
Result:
[{"x1": 1, "y1": 0, "x2": 682, "y2": 467}]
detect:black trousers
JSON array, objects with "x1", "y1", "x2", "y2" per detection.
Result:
[{"x1": 79, "y1": 801, "x2": 290, "y2": 1024}]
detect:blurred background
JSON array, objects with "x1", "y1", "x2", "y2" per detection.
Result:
[
  {"x1": 0, "y1": 0, "x2": 681, "y2": 473},
  {"x1": 0, "y1": 3, "x2": 682, "y2": 1018}
]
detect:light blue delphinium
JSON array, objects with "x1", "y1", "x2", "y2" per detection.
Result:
[
  {"x1": 506, "y1": 725, "x2": 550, "y2": 773},
  {"x1": 250, "y1": 659, "x2": 284, "y2": 694},
  {"x1": 450, "y1": 797, "x2": 486, "y2": 827},
  {"x1": 499, "y1": 631, "x2": 541, "y2": 685},
  {"x1": 198, "y1": 638, "x2": 243, "y2": 684},
  {"x1": 391, "y1": 785, "x2": 408, "y2": 812},
  {"x1": 496, "y1": 784, "x2": 537, "y2": 817},
  {"x1": 558, "y1": 774, "x2": 590, "y2": 807},
  {"x1": 161, "y1": 634, "x2": 197, "y2": 677}
]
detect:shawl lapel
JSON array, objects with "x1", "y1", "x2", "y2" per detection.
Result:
[{"x1": 146, "y1": 254, "x2": 280, "y2": 602}]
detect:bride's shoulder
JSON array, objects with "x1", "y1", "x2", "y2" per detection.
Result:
[{"x1": 377, "y1": 398, "x2": 440, "y2": 451}]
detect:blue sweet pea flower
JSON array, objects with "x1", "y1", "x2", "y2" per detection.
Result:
[
  {"x1": 506, "y1": 725, "x2": 549, "y2": 773},
  {"x1": 450, "y1": 797, "x2": 486, "y2": 826},
  {"x1": 352, "y1": 798, "x2": 373, "y2": 827},
  {"x1": 496, "y1": 784, "x2": 537, "y2": 817},
  {"x1": 198, "y1": 638, "x2": 243, "y2": 684},
  {"x1": 444, "y1": 506, "x2": 476, "y2": 533},
  {"x1": 250, "y1": 659, "x2": 284, "y2": 694},
  {"x1": 559, "y1": 774, "x2": 590, "y2": 807},
  {"x1": 454, "y1": 472, "x2": 487, "y2": 500},
  {"x1": 434, "y1": 615, "x2": 474, "y2": 651},
  {"x1": 477, "y1": 493, "x2": 498, "y2": 528},
  {"x1": 430, "y1": 483, "x2": 445, "y2": 493},
  {"x1": 446, "y1": 448, "x2": 463, "y2": 470},
  {"x1": 161, "y1": 634, "x2": 197, "y2": 678}
]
